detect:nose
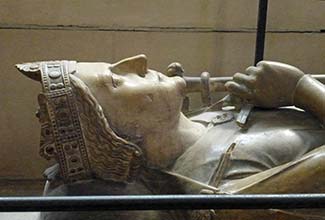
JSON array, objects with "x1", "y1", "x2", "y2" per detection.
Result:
[{"x1": 110, "y1": 54, "x2": 148, "y2": 77}]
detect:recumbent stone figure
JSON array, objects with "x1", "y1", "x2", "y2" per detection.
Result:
[{"x1": 17, "y1": 55, "x2": 325, "y2": 219}]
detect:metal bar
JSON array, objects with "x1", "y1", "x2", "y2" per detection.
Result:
[
  {"x1": 1, "y1": 194, "x2": 325, "y2": 212},
  {"x1": 254, "y1": 0, "x2": 269, "y2": 65}
]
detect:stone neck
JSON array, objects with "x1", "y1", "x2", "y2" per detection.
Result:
[{"x1": 139, "y1": 113, "x2": 206, "y2": 168}]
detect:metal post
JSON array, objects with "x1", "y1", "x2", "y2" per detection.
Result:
[{"x1": 254, "y1": 0, "x2": 269, "y2": 65}]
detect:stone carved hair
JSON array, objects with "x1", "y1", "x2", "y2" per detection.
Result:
[{"x1": 69, "y1": 74, "x2": 144, "y2": 182}]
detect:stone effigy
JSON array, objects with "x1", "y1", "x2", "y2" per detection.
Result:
[{"x1": 17, "y1": 55, "x2": 325, "y2": 219}]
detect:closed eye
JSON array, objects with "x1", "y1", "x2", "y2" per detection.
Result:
[
  {"x1": 111, "y1": 74, "x2": 123, "y2": 88},
  {"x1": 111, "y1": 75, "x2": 117, "y2": 88},
  {"x1": 157, "y1": 74, "x2": 162, "y2": 82}
]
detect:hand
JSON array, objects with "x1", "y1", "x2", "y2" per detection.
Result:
[{"x1": 225, "y1": 61, "x2": 305, "y2": 108}]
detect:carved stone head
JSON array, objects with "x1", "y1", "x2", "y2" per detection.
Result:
[{"x1": 16, "y1": 55, "x2": 186, "y2": 183}]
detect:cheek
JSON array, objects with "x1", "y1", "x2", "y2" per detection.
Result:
[
  {"x1": 124, "y1": 89, "x2": 181, "y2": 115},
  {"x1": 95, "y1": 80, "x2": 185, "y2": 133},
  {"x1": 115, "y1": 86, "x2": 182, "y2": 120}
]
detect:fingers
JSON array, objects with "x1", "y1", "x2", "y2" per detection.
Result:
[
  {"x1": 256, "y1": 60, "x2": 269, "y2": 67},
  {"x1": 225, "y1": 81, "x2": 253, "y2": 100},
  {"x1": 233, "y1": 72, "x2": 256, "y2": 88},
  {"x1": 256, "y1": 60, "x2": 278, "y2": 69},
  {"x1": 245, "y1": 66, "x2": 260, "y2": 75}
]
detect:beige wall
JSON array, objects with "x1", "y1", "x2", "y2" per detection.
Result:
[{"x1": 0, "y1": 0, "x2": 324, "y2": 179}]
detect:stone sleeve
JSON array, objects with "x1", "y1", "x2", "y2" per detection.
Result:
[{"x1": 294, "y1": 75, "x2": 325, "y2": 125}]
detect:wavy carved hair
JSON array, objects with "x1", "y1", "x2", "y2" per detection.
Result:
[{"x1": 69, "y1": 74, "x2": 143, "y2": 182}]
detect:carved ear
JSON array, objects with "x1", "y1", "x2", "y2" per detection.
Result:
[
  {"x1": 110, "y1": 54, "x2": 148, "y2": 76},
  {"x1": 16, "y1": 62, "x2": 41, "y2": 82}
]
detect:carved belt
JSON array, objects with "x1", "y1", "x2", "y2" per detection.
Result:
[{"x1": 38, "y1": 61, "x2": 92, "y2": 183}]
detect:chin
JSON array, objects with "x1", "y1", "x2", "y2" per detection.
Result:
[{"x1": 173, "y1": 76, "x2": 187, "y2": 96}]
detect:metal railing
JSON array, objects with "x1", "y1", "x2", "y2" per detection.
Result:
[{"x1": 1, "y1": 194, "x2": 325, "y2": 212}]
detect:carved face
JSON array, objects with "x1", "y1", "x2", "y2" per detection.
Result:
[{"x1": 74, "y1": 55, "x2": 186, "y2": 139}]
